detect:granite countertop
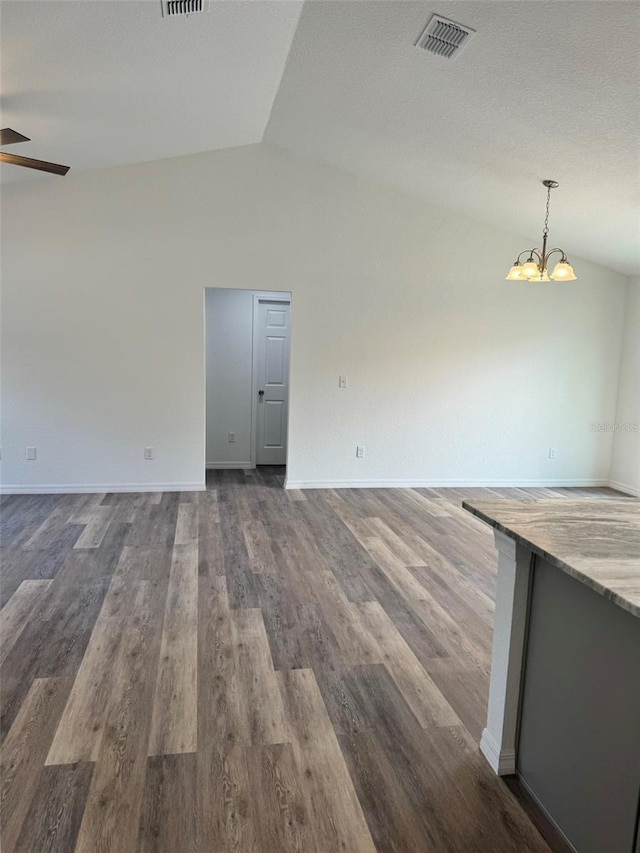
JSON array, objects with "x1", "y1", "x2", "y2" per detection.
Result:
[{"x1": 462, "y1": 498, "x2": 640, "y2": 619}]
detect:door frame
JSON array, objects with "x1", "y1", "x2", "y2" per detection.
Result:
[{"x1": 250, "y1": 292, "x2": 291, "y2": 469}]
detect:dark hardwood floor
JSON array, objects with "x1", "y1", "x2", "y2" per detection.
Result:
[{"x1": 0, "y1": 470, "x2": 618, "y2": 851}]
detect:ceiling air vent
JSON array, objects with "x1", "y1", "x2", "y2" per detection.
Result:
[
  {"x1": 415, "y1": 14, "x2": 475, "y2": 60},
  {"x1": 161, "y1": 0, "x2": 210, "y2": 18}
]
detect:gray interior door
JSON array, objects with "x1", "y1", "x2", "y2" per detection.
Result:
[{"x1": 255, "y1": 300, "x2": 290, "y2": 465}]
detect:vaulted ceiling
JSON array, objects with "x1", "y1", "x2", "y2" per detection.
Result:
[
  {"x1": 0, "y1": 1, "x2": 303, "y2": 178},
  {"x1": 2, "y1": 1, "x2": 638, "y2": 275}
]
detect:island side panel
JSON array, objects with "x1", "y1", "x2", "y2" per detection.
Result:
[
  {"x1": 518, "y1": 555, "x2": 640, "y2": 853},
  {"x1": 479, "y1": 529, "x2": 534, "y2": 775}
]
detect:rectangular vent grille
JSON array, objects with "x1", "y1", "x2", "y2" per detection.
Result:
[
  {"x1": 161, "y1": 0, "x2": 209, "y2": 18},
  {"x1": 415, "y1": 14, "x2": 475, "y2": 60}
]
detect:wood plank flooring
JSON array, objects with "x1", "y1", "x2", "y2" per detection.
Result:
[{"x1": 0, "y1": 471, "x2": 623, "y2": 852}]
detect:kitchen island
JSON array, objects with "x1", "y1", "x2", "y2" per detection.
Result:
[{"x1": 463, "y1": 497, "x2": 640, "y2": 853}]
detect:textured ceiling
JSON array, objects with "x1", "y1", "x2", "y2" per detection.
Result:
[
  {"x1": 266, "y1": 1, "x2": 640, "y2": 275},
  {"x1": 1, "y1": 0, "x2": 638, "y2": 274},
  {"x1": 0, "y1": 0, "x2": 303, "y2": 181}
]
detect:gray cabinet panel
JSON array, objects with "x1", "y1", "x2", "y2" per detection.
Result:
[{"x1": 518, "y1": 556, "x2": 640, "y2": 853}]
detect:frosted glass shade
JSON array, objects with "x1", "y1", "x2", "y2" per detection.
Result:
[
  {"x1": 529, "y1": 269, "x2": 550, "y2": 282},
  {"x1": 550, "y1": 261, "x2": 577, "y2": 281},
  {"x1": 505, "y1": 264, "x2": 527, "y2": 281},
  {"x1": 522, "y1": 260, "x2": 540, "y2": 277}
]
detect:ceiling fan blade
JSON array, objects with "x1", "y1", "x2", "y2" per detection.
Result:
[
  {"x1": 0, "y1": 128, "x2": 30, "y2": 146},
  {"x1": 0, "y1": 151, "x2": 69, "y2": 176}
]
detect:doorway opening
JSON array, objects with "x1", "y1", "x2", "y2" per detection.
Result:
[{"x1": 204, "y1": 288, "x2": 291, "y2": 486}]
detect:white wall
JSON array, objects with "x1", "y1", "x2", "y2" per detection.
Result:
[
  {"x1": 610, "y1": 276, "x2": 640, "y2": 495},
  {"x1": 0, "y1": 143, "x2": 629, "y2": 492},
  {"x1": 205, "y1": 288, "x2": 254, "y2": 468}
]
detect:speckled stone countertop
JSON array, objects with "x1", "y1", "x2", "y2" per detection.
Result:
[{"x1": 462, "y1": 499, "x2": 640, "y2": 620}]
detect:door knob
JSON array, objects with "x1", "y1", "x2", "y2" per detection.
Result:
[{"x1": 258, "y1": 390, "x2": 264, "y2": 396}]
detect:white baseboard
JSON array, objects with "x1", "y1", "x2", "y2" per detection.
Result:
[
  {"x1": 479, "y1": 729, "x2": 516, "y2": 776},
  {"x1": 0, "y1": 482, "x2": 206, "y2": 495},
  {"x1": 4, "y1": 476, "x2": 631, "y2": 497},
  {"x1": 284, "y1": 477, "x2": 610, "y2": 490},
  {"x1": 206, "y1": 462, "x2": 254, "y2": 470},
  {"x1": 607, "y1": 479, "x2": 640, "y2": 497}
]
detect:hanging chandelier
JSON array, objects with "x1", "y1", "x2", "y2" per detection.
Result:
[{"x1": 506, "y1": 180, "x2": 577, "y2": 283}]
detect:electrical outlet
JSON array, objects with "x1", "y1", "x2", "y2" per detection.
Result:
[
  {"x1": 26, "y1": 446, "x2": 37, "y2": 461},
  {"x1": 356, "y1": 445, "x2": 365, "y2": 458},
  {"x1": 548, "y1": 447, "x2": 557, "y2": 459},
  {"x1": 339, "y1": 376, "x2": 348, "y2": 389},
  {"x1": 144, "y1": 447, "x2": 155, "y2": 460},
  {"x1": 228, "y1": 432, "x2": 236, "y2": 443}
]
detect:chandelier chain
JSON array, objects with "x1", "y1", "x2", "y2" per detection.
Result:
[{"x1": 543, "y1": 185, "x2": 552, "y2": 238}]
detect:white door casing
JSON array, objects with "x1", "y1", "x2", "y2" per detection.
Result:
[{"x1": 254, "y1": 298, "x2": 290, "y2": 465}]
